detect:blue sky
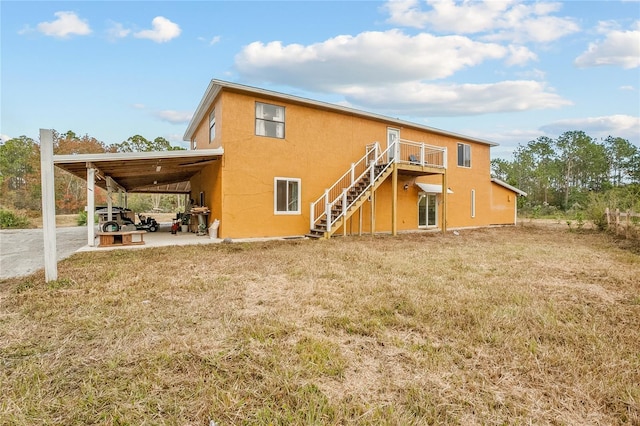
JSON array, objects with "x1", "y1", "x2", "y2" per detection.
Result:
[{"x1": 1, "y1": 1, "x2": 639, "y2": 159}]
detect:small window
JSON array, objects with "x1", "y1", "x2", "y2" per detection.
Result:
[
  {"x1": 209, "y1": 110, "x2": 216, "y2": 143},
  {"x1": 471, "y1": 189, "x2": 476, "y2": 218},
  {"x1": 457, "y1": 143, "x2": 471, "y2": 168},
  {"x1": 274, "y1": 177, "x2": 300, "y2": 214},
  {"x1": 256, "y1": 102, "x2": 285, "y2": 138}
]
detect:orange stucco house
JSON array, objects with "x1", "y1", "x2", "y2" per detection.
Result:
[{"x1": 183, "y1": 79, "x2": 526, "y2": 239}]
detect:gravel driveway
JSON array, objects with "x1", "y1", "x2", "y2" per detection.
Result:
[{"x1": 0, "y1": 227, "x2": 87, "y2": 279}]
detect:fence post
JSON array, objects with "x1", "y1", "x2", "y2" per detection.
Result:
[
  {"x1": 626, "y1": 210, "x2": 631, "y2": 238},
  {"x1": 605, "y1": 207, "x2": 610, "y2": 228},
  {"x1": 616, "y1": 208, "x2": 620, "y2": 235}
]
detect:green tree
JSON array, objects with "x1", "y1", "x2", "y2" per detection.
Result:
[
  {"x1": 113, "y1": 135, "x2": 185, "y2": 152},
  {"x1": 0, "y1": 136, "x2": 39, "y2": 190},
  {"x1": 605, "y1": 136, "x2": 638, "y2": 186}
]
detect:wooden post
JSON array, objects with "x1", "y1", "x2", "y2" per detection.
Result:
[
  {"x1": 616, "y1": 208, "x2": 620, "y2": 235},
  {"x1": 441, "y1": 172, "x2": 448, "y2": 234},
  {"x1": 358, "y1": 206, "x2": 363, "y2": 236},
  {"x1": 605, "y1": 207, "x2": 610, "y2": 228},
  {"x1": 391, "y1": 164, "x2": 398, "y2": 236},
  {"x1": 87, "y1": 168, "x2": 96, "y2": 246},
  {"x1": 370, "y1": 192, "x2": 376, "y2": 235},
  {"x1": 40, "y1": 129, "x2": 58, "y2": 282}
]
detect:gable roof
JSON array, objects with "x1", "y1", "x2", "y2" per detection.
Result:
[
  {"x1": 491, "y1": 178, "x2": 527, "y2": 196},
  {"x1": 183, "y1": 79, "x2": 499, "y2": 147}
]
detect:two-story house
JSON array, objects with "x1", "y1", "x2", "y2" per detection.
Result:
[{"x1": 182, "y1": 79, "x2": 525, "y2": 239}]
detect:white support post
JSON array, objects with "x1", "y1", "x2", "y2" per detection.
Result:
[
  {"x1": 350, "y1": 163, "x2": 355, "y2": 185},
  {"x1": 40, "y1": 129, "x2": 57, "y2": 282},
  {"x1": 342, "y1": 189, "x2": 347, "y2": 236},
  {"x1": 420, "y1": 144, "x2": 425, "y2": 166},
  {"x1": 87, "y1": 168, "x2": 96, "y2": 246},
  {"x1": 325, "y1": 188, "x2": 332, "y2": 234},
  {"x1": 310, "y1": 202, "x2": 314, "y2": 229},
  {"x1": 443, "y1": 147, "x2": 448, "y2": 169},
  {"x1": 106, "y1": 177, "x2": 113, "y2": 222}
]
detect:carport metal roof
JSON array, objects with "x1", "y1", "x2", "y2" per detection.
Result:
[{"x1": 53, "y1": 149, "x2": 224, "y2": 194}]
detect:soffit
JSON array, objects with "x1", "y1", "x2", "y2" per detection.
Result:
[{"x1": 53, "y1": 149, "x2": 223, "y2": 194}]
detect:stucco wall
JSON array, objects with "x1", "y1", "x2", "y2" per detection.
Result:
[{"x1": 189, "y1": 88, "x2": 501, "y2": 238}]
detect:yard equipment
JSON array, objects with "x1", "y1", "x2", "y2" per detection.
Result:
[{"x1": 99, "y1": 209, "x2": 159, "y2": 232}]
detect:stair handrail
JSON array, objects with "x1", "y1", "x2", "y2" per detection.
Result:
[
  {"x1": 324, "y1": 142, "x2": 395, "y2": 232},
  {"x1": 310, "y1": 143, "x2": 379, "y2": 229}
]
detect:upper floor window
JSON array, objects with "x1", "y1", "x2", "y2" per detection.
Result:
[
  {"x1": 274, "y1": 177, "x2": 300, "y2": 214},
  {"x1": 457, "y1": 143, "x2": 471, "y2": 168},
  {"x1": 209, "y1": 110, "x2": 216, "y2": 143},
  {"x1": 256, "y1": 102, "x2": 285, "y2": 138}
]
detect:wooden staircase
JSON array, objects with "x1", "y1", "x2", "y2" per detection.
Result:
[{"x1": 307, "y1": 160, "x2": 393, "y2": 239}]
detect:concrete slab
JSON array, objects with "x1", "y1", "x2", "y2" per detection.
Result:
[{"x1": 1, "y1": 223, "x2": 306, "y2": 280}]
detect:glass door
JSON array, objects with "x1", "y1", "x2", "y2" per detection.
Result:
[
  {"x1": 387, "y1": 128, "x2": 399, "y2": 163},
  {"x1": 418, "y1": 194, "x2": 437, "y2": 227}
]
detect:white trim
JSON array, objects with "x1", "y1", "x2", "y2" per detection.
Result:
[
  {"x1": 457, "y1": 142, "x2": 471, "y2": 168},
  {"x1": 491, "y1": 178, "x2": 527, "y2": 196},
  {"x1": 274, "y1": 177, "x2": 301, "y2": 215},
  {"x1": 53, "y1": 148, "x2": 224, "y2": 164},
  {"x1": 184, "y1": 79, "x2": 499, "y2": 147},
  {"x1": 471, "y1": 189, "x2": 476, "y2": 218},
  {"x1": 415, "y1": 183, "x2": 454, "y2": 194}
]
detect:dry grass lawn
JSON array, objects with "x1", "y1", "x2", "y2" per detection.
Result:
[{"x1": 1, "y1": 225, "x2": 639, "y2": 425}]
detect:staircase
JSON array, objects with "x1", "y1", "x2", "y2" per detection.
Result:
[{"x1": 308, "y1": 142, "x2": 395, "y2": 239}]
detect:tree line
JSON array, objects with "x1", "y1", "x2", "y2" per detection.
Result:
[
  {"x1": 0, "y1": 131, "x2": 185, "y2": 216},
  {"x1": 491, "y1": 131, "x2": 639, "y2": 214}
]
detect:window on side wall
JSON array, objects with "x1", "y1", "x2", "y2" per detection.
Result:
[
  {"x1": 256, "y1": 102, "x2": 285, "y2": 138},
  {"x1": 471, "y1": 189, "x2": 476, "y2": 218},
  {"x1": 457, "y1": 143, "x2": 471, "y2": 168},
  {"x1": 209, "y1": 110, "x2": 216, "y2": 143},
  {"x1": 274, "y1": 177, "x2": 300, "y2": 214}
]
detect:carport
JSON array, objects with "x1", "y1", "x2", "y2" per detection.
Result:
[{"x1": 40, "y1": 129, "x2": 223, "y2": 281}]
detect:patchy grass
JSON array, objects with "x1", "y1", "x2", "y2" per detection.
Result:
[{"x1": 1, "y1": 226, "x2": 639, "y2": 425}]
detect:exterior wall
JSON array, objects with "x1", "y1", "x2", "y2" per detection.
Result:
[
  {"x1": 490, "y1": 182, "x2": 518, "y2": 225},
  {"x1": 189, "y1": 86, "x2": 508, "y2": 238}
]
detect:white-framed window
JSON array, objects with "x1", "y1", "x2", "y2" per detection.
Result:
[
  {"x1": 274, "y1": 177, "x2": 300, "y2": 214},
  {"x1": 209, "y1": 109, "x2": 216, "y2": 143},
  {"x1": 256, "y1": 102, "x2": 285, "y2": 138},
  {"x1": 471, "y1": 189, "x2": 476, "y2": 218},
  {"x1": 457, "y1": 143, "x2": 471, "y2": 168}
]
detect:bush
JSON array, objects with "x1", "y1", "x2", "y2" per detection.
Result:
[
  {"x1": 76, "y1": 210, "x2": 98, "y2": 226},
  {"x1": 0, "y1": 209, "x2": 31, "y2": 229},
  {"x1": 584, "y1": 193, "x2": 608, "y2": 231}
]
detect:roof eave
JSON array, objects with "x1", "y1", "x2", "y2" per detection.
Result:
[{"x1": 491, "y1": 178, "x2": 527, "y2": 196}]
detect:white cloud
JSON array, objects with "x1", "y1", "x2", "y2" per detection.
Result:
[
  {"x1": 0, "y1": 134, "x2": 11, "y2": 143},
  {"x1": 209, "y1": 35, "x2": 221, "y2": 45},
  {"x1": 383, "y1": 0, "x2": 579, "y2": 43},
  {"x1": 235, "y1": 28, "x2": 567, "y2": 116},
  {"x1": 619, "y1": 85, "x2": 635, "y2": 91},
  {"x1": 340, "y1": 80, "x2": 572, "y2": 116},
  {"x1": 505, "y1": 45, "x2": 537, "y2": 66},
  {"x1": 134, "y1": 16, "x2": 181, "y2": 43},
  {"x1": 36, "y1": 11, "x2": 91, "y2": 38},
  {"x1": 236, "y1": 30, "x2": 508, "y2": 89},
  {"x1": 575, "y1": 21, "x2": 640, "y2": 69},
  {"x1": 540, "y1": 115, "x2": 640, "y2": 141},
  {"x1": 154, "y1": 110, "x2": 193, "y2": 124},
  {"x1": 106, "y1": 22, "x2": 131, "y2": 41}
]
